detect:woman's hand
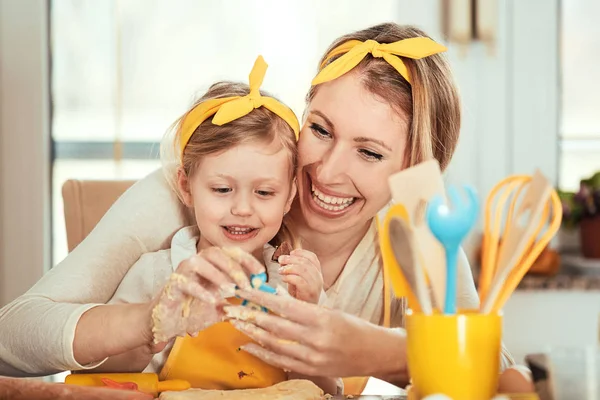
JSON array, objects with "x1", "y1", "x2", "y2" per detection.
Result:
[
  {"x1": 151, "y1": 247, "x2": 265, "y2": 343},
  {"x1": 498, "y1": 365, "x2": 535, "y2": 393},
  {"x1": 278, "y1": 249, "x2": 324, "y2": 304},
  {"x1": 224, "y1": 289, "x2": 408, "y2": 384}
]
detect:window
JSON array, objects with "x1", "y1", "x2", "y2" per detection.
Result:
[{"x1": 559, "y1": 0, "x2": 600, "y2": 191}]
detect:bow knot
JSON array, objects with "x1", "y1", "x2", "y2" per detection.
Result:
[
  {"x1": 313, "y1": 37, "x2": 447, "y2": 86},
  {"x1": 248, "y1": 88, "x2": 263, "y2": 109},
  {"x1": 364, "y1": 40, "x2": 383, "y2": 58},
  {"x1": 178, "y1": 55, "x2": 300, "y2": 156}
]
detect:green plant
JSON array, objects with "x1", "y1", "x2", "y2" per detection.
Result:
[{"x1": 560, "y1": 172, "x2": 600, "y2": 229}]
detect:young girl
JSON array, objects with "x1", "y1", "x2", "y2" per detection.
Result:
[{"x1": 106, "y1": 56, "x2": 339, "y2": 394}]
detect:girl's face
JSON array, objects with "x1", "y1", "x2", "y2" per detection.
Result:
[
  {"x1": 178, "y1": 139, "x2": 295, "y2": 259},
  {"x1": 296, "y1": 71, "x2": 410, "y2": 235}
]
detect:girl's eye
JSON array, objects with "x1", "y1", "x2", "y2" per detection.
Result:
[
  {"x1": 359, "y1": 149, "x2": 384, "y2": 161},
  {"x1": 212, "y1": 187, "x2": 231, "y2": 193},
  {"x1": 256, "y1": 190, "x2": 275, "y2": 197},
  {"x1": 309, "y1": 123, "x2": 331, "y2": 139}
]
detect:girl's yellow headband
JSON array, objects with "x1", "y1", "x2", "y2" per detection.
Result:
[
  {"x1": 179, "y1": 55, "x2": 300, "y2": 156},
  {"x1": 312, "y1": 37, "x2": 447, "y2": 86}
]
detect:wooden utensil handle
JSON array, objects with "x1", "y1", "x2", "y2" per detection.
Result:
[{"x1": 0, "y1": 377, "x2": 153, "y2": 400}]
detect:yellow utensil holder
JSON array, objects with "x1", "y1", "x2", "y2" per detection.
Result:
[{"x1": 406, "y1": 310, "x2": 502, "y2": 400}]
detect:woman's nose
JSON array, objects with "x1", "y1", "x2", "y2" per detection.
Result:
[{"x1": 316, "y1": 145, "x2": 346, "y2": 184}]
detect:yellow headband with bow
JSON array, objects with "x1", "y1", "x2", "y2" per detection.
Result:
[
  {"x1": 179, "y1": 55, "x2": 300, "y2": 155},
  {"x1": 312, "y1": 37, "x2": 447, "y2": 86}
]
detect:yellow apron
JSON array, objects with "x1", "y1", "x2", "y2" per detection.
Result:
[
  {"x1": 159, "y1": 298, "x2": 287, "y2": 390},
  {"x1": 159, "y1": 264, "x2": 392, "y2": 395}
]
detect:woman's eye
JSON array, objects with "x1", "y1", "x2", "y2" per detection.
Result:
[
  {"x1": 309, "y1": 123, "x2": 331, "y2": 139},
  {"x1": 359, "y1": 149, "x2": 384, "y2": 161},
  {"x1": 212, "y1": 187, "x2": 231, "y2": 193}
]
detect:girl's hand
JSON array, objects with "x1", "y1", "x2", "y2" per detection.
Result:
[
  {"x1": 151, "y1": 247, "x2": 265, "y2": 343},
  {"x1": 278, "y1": 249, "x2": 324, "y2": 304}
]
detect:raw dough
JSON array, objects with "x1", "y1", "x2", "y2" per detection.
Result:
[
  {"x1": 159, "y1": 379, "x2": 324, "y2": 400},
  {"x1": 152, "y1": 273, "x2": 222, "y2": 343}
]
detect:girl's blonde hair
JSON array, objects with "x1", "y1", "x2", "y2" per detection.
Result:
[
  {"x1": 307, "y1": 23, "x2": 461, "y2": 171},
  {"x1": 161, "y1": 81, "x2": 300, "y2": 249}
]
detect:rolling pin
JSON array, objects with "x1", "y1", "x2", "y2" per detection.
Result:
[
  {"x1": 65, "y1": 373, "x2": 190, "y2": 397},
  {"x1": 0, "y1": 376, "x2": 152, "y2": 400}
]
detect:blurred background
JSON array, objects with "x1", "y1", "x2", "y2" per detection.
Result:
[{"x1": 1, "y1": 0, "x2": 599, "y2": 385}]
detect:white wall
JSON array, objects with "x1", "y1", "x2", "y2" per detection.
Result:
[
  {"x1": 504, "y1": 291, "x2": 600, "y2": 363},
  {"x1": 396, "y1": 0, "x2": 559, "y2": 192},
  {"x1": 455, "y1": 0, "x2": 558, "y2": 197},
  {"x1": 0, "y1": 0, "x2": 51, "y2": 306}
]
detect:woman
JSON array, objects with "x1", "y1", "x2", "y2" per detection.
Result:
[{"x1": 0, "y1": 23, "x2": 514, "y2": 391}]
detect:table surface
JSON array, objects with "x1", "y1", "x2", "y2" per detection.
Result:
[{"x1": 331, "y1": 396, "x2": 406, "y2": 399}]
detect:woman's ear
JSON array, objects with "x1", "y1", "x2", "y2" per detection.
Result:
[
  {"x1": 176, "y1": 167, "x2": 194, "y2": 207},
  {"x1": 284, "y1": 177, "x2": 298, "y2": 214}
]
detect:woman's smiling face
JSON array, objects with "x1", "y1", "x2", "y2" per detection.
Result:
[{"x1": 296, "y1": 71, "x2": 410, "y2": 235}]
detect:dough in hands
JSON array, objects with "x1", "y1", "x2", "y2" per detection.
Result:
[
  {"x1": 152, "y1": 246, "x2": 254, "y2": 343},
  {"x1": 152, "y1": 273, "x2": 222, "y2": 343},
  {"x1": 159, "y1": 379, "x2": 324, "y2": 400}
]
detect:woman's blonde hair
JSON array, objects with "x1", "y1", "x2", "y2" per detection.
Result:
[
  {"x1": 161, "y1": 81, "x2": 300, "y2": 249},
  {"x1": 307, "y1": 23, "x2": 461, "y2": 171}
]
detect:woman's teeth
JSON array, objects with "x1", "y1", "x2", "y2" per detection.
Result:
[{"x1": 311, "y1": 184, "x2": 355, "y2": 211}]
